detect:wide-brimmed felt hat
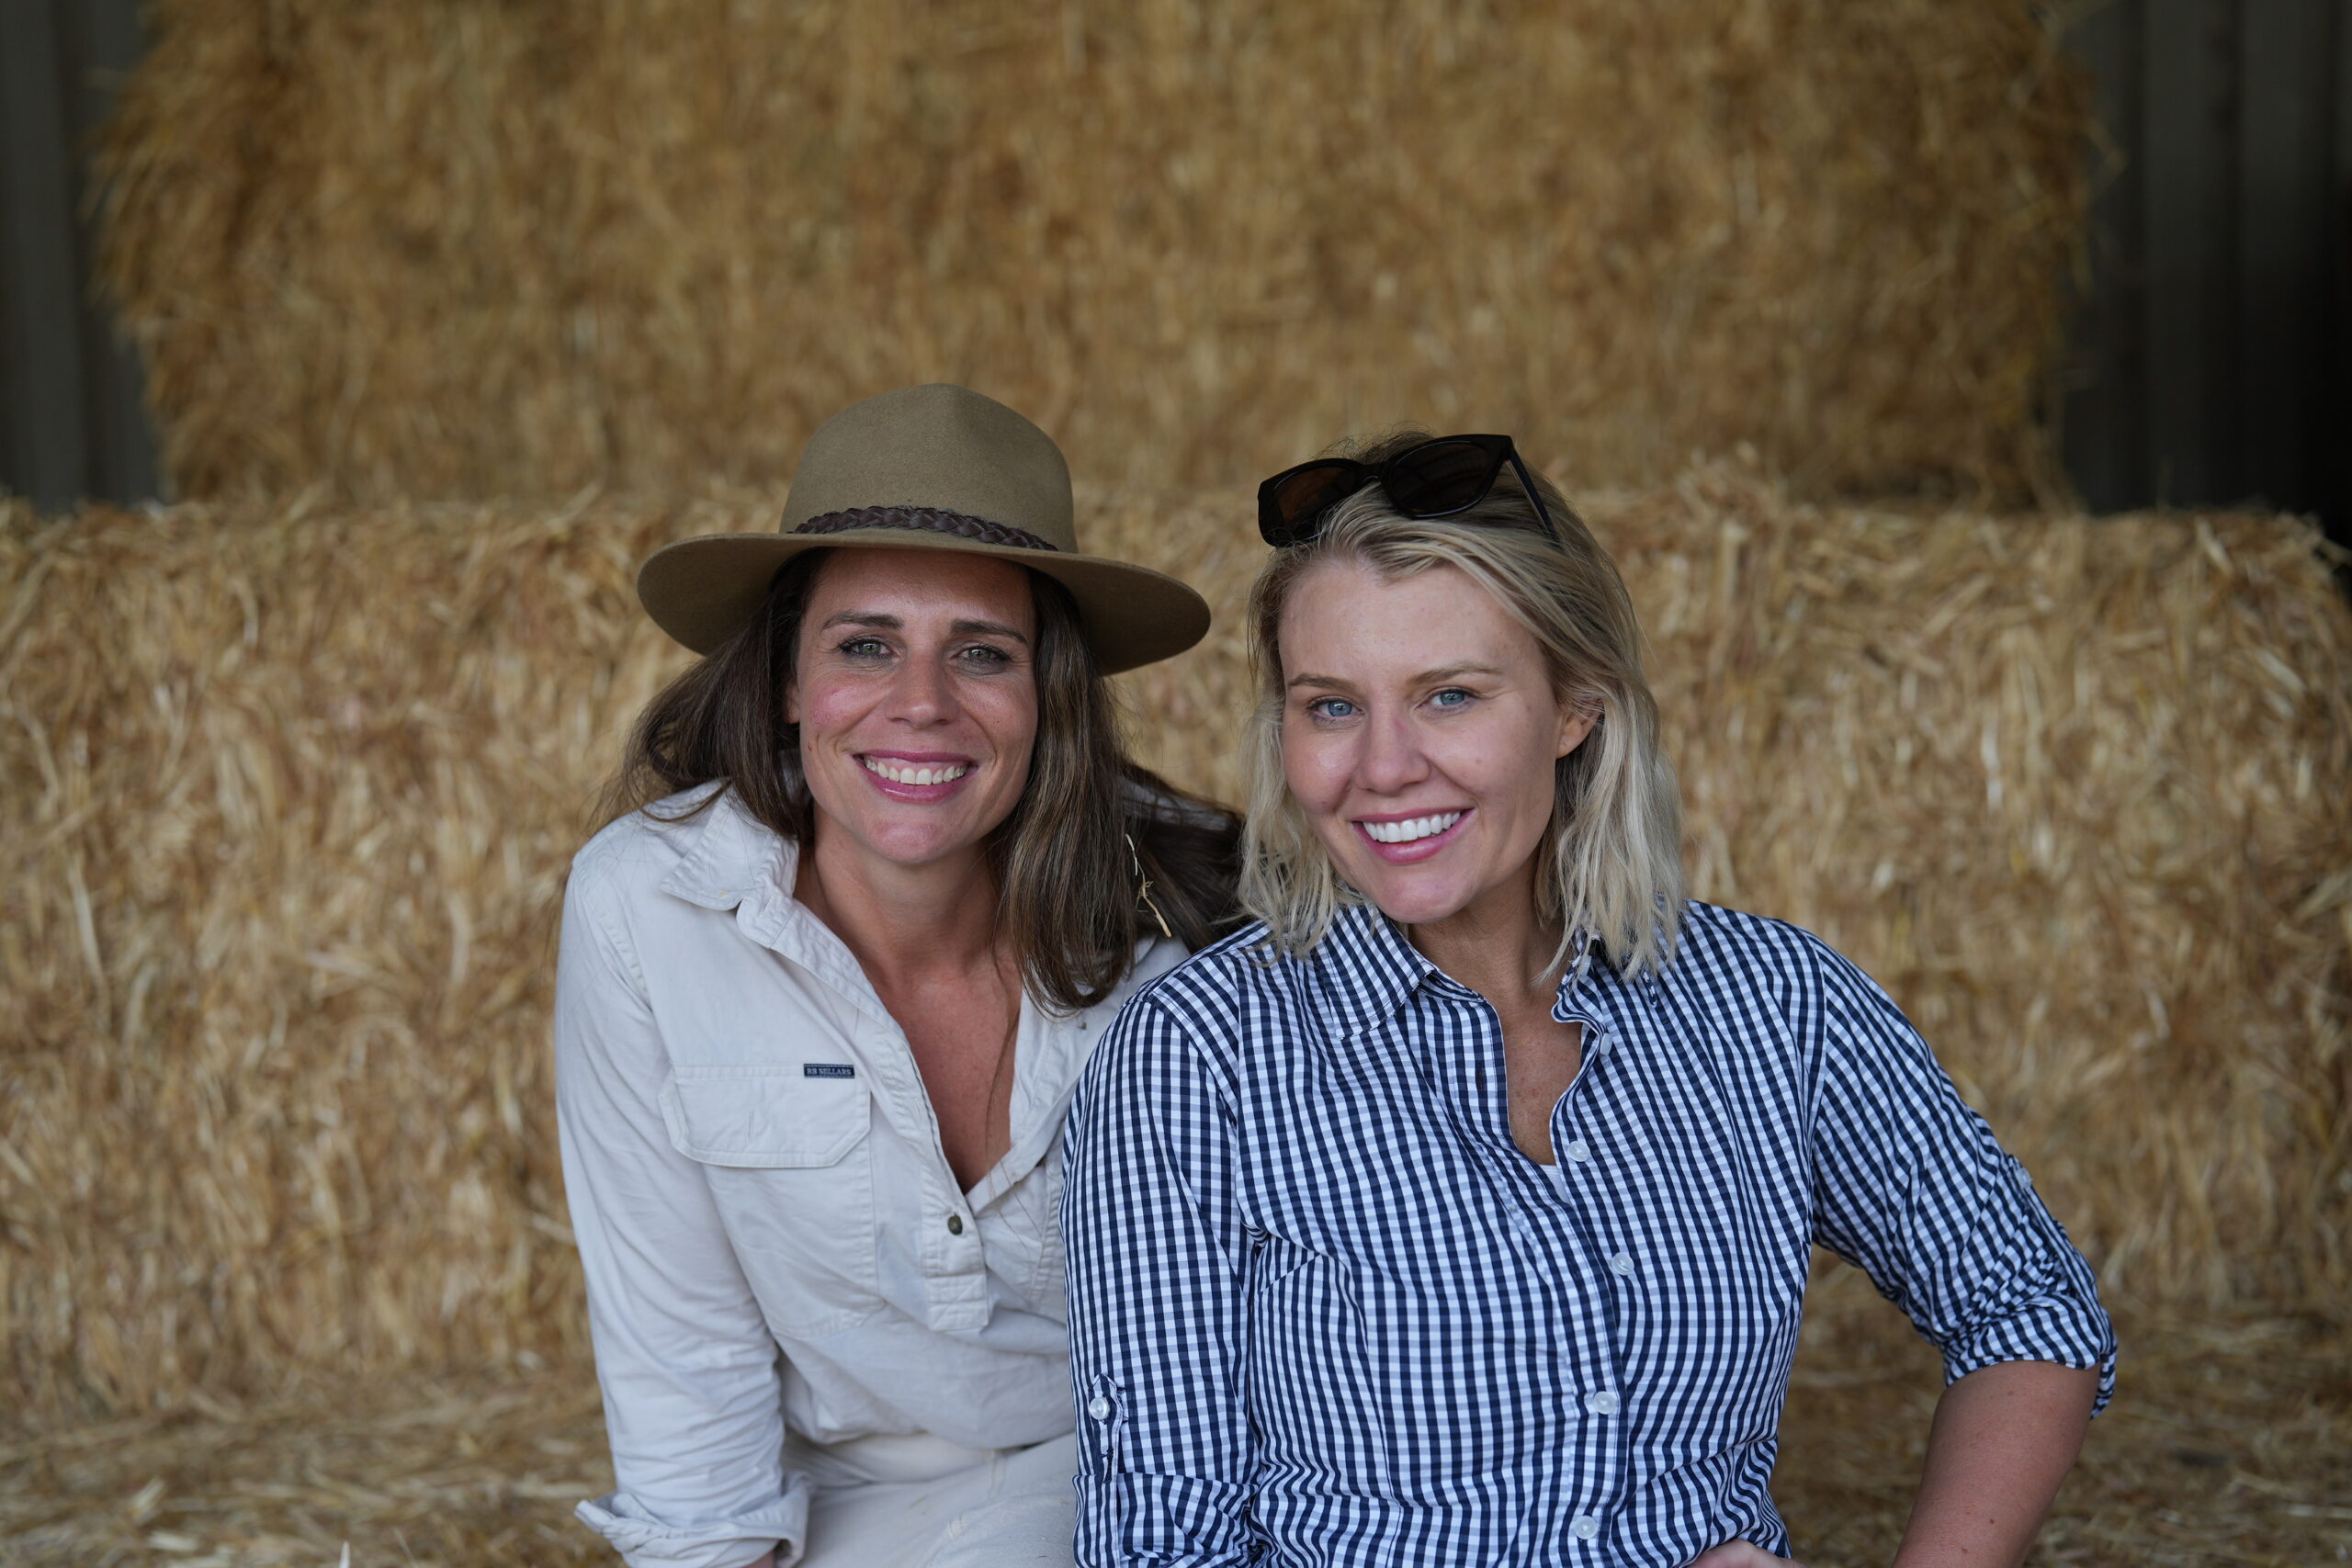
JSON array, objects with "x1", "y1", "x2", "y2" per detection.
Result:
[{"x1": 637, "y1": 383, "x2": 1210, "y2": 674}]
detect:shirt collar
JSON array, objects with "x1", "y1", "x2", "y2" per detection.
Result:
[
  {"x1": 654, "y1": 783, "x2": 791, "y2": 912},
  {"x1": 654, "y1": 787, "x2": 895, "y2": 1010},
  {"x1": 651, "y1": 784, "x2": 1129, "y2": 1055},
  {"x1": 1306, "y1": 902, "x2": 1442, "y2": 1040},
  {"x1": 1307, "y1": 901, "x2": 1613, "y2": 1039}
]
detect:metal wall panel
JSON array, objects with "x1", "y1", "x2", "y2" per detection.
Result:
[
  {"x1": 2062, "y1": 0, "x2": 2350, "y2": 548},
  {"x1": 0, "y1": 0, "x2": 156, "y2": 514}
]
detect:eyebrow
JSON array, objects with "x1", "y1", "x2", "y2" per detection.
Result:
[
  {"x1": 952, "y1": 617, "x2": 1031, "y2": 644},
  {"x1": 1285, "y1": 661, "x2": 1503, "y2": 691},
  {"x1": 819, "y1": 611, "x2": 1031, "y2": 645}
]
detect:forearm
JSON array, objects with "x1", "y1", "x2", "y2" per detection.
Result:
[{"x1": 1892, "y1": 1359, "x2": 2098, "y2": 1568}]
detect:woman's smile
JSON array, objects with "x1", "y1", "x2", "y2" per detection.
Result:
[
  {"x1": 858, "y1": 750, "x2": 978, "y2": 797},
  {"x1": 1352, "y1": 807, "x2": 1472, "y2": 861}
]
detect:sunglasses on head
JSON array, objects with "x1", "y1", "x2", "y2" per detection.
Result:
[{"x1": 1256, "y1": 434, "x2": 1557, "y2": 548}]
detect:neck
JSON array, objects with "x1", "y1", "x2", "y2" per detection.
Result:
[
  {"x1": 796, "y1": 818, "x2": 1006, "y2": 987},
  {"x1": 1404, "y1": 857, "x2": 1561, "y2": 1010}
]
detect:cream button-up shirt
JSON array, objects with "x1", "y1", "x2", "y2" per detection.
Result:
[{"x1": 554, "y1": 784, "x2": 1182, "y2": 1568}]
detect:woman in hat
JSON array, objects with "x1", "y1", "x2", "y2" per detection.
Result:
[
  {"x1": 555, "y1": 384, "x2": 1236, "y2": 1568},
  {"x1": 1061, "y1": 432, "x2": 2115, "y2": 1567}
]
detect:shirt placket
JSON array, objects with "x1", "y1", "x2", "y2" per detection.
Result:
[
  {"x1": 741, "y1": 886, "x2": 995, "y2": 1334},
  {"x1": 1535, "y1": 997, "x2": 1637, "y2": 1557},
  {"x1": 1429, "y1": 979, "x2": 1634, "y2": 1561},
  {"x1": 850, "y1": 1012, "x2": 993, "y2": 1331}
]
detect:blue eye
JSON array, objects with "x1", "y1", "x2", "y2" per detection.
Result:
[
  {"x1": 1306, "y1": 696, "x2": 1358, "y2": 722},
  {"x1": 1430, "y1": 687, "x2": 1475, "y2": 710}
]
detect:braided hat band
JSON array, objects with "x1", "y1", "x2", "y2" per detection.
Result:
[{"x1": 793, "y1": 505, "x2": 1059, "y2": 554}]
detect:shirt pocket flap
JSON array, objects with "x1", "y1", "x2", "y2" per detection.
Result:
[{"x1": 659, "y1": 1066, "x2": 869, "y2": 1168}]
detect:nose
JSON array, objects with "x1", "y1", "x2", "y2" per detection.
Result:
[
  {"x1": 1355, "y1": 706, "x2": 1430, "y2": 795},
  {"x1": 884, "y1": 650, "x2": 960, "y2": 728}
]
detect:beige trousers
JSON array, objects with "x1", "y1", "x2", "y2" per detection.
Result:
[{"x1": 787, "y1": 1430, "x2": 1078, "y2": 1568}]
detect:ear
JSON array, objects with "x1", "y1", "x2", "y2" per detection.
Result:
[
  {"x1": 782, "y1": 676, "x2": 801, "y2": 727},
  {"x1": 1555, "y1": 699, "x2": 1598, "y2": 759}
]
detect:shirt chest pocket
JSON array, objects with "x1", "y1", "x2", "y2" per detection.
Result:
[{"x1": 660, "y1": 1066, "x2": 880, "y2": 1338}]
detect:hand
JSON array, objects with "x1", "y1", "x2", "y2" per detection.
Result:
[{"x1": 1690, "y1": 1542, "x2": 1803, "y2": 1568}]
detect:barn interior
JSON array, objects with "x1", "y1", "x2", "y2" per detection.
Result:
[{"x1": 3, "y1": 4, "x2": 2348, "y2": 1563}]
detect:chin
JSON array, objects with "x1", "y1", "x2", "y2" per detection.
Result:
[
  {"x1": 807, "y1": 790, "x2": 978, "y2": 866},
  {"x1": 1367, "y1": 895, "x2": 1474, "y2": 929},
  {"x1": 863, "y1": 820, "x2": 987, "y2": 866},
  {"x1": 1343, "y1": 866, "x2": 1474, "y2": 928}
]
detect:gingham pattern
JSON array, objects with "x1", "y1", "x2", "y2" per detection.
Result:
[{"x1": 1061, "y1": 900, "x2": 2116, "y2": 1567}]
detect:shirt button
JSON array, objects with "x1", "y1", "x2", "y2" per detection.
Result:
[
  {"x1": 1087, "y1": 1395, "x2": 1114, "y2": 1421},
  {"x1": 1609, "y1": 1251, "x2": 1636, "y2": 1277},
  {"x1": 1564, "y1": 1139, "x2": 1591, "y2": 1163},
  {"x1": 946, "y1": 1214, "x2": 965, "y2": 1235},
  {"x1": 1570, "y1": 1514, "x2": 1600, "y2": 1541},
  {"x1": 1584, "y1": 1390, "x2": 1621, "y2": 1416}
]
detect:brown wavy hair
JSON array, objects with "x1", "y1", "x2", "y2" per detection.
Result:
[{"x1": 605, "y1": 548, "x2": 1240, "y2": 1010}]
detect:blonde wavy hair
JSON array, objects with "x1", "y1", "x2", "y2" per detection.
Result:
[{"x1": 1239, "y1": 434, "x2": 1686, "y2": 977}]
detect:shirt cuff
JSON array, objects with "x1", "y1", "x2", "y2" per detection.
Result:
[
  {"x1": 1076, "y1": 1472, "x2": 1256, "y2": 1568},
  {"x1": 576, "y1": 1477, "x2": 812, "y2": 1568},
  {"x1": 1938, "y1": 1297, "x2": 2120, "y2": 1418}
]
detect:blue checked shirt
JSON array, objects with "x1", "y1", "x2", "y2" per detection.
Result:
[{"x1": 1061, "y1": 900, "x2": 2116, "y2": 1567}]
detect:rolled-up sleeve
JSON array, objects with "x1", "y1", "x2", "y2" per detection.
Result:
[
  {"x1": 1804, "y1": 935, "x2": 2118, "y2": 1415},
  {"x1": 1060, "y1": 993, "x2": 1258, "y2": 1568},
  {"x1": 555, "y1": 863, "x2": 810, "y2": 1568}
]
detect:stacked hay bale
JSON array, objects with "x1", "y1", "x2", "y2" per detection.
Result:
[
  {"x1": 96, "y1": 0, "x2": 2085, "y2": 503},
  {"x1": 5, "y1": 477, "x2": 2347, "y2": 1425}
]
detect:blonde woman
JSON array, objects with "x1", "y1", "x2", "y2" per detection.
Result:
[
  {"x1": 1060, "y1": 433, "x2": 2113, "y2": 1568},
  {"x1": 556, "y1": 385, "x2": 1237, "y2": 1568}
]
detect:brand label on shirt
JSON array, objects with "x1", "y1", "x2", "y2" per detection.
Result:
[{"x1": 803, "y1": 1063, "x2": 855, "y2": 1079}]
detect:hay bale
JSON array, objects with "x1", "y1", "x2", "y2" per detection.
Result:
[
  {"x1": 4, "y1": 474, "x2": 2346, "y2": 1425},
  {"x1": 96, "y1": 0, "x2": 2086, "y2": 504},
  {"x1": 0, "y1": 487, "x2": 706, "y2": 1420}
]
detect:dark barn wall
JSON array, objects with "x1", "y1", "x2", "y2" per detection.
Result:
[
  {"x1": 0, "y1": 0, "x2": 156, "y2": 513},
  {"x1": 2062, "y1": 0, "x2": 2352, "y2": 547}
]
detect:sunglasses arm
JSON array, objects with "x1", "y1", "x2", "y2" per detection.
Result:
[{"x1": 1506, "y1": 450, "x2": 1559, "y2": 541}]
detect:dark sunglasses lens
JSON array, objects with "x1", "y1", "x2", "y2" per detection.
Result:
[
  {"x1": 1386, "y1": 439, "x2": 1500, "y2": 516},
  {"x1": 1272, "y1": 464, "x2": 1364, "y2": 529}
]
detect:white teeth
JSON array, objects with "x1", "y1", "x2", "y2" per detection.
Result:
[
  {"x1": 862, "y1": 757, "x2": 970, "y2": 786},
  {"x1": 1363, "y1": 812, "x2": 1464, "y2": 844}
]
